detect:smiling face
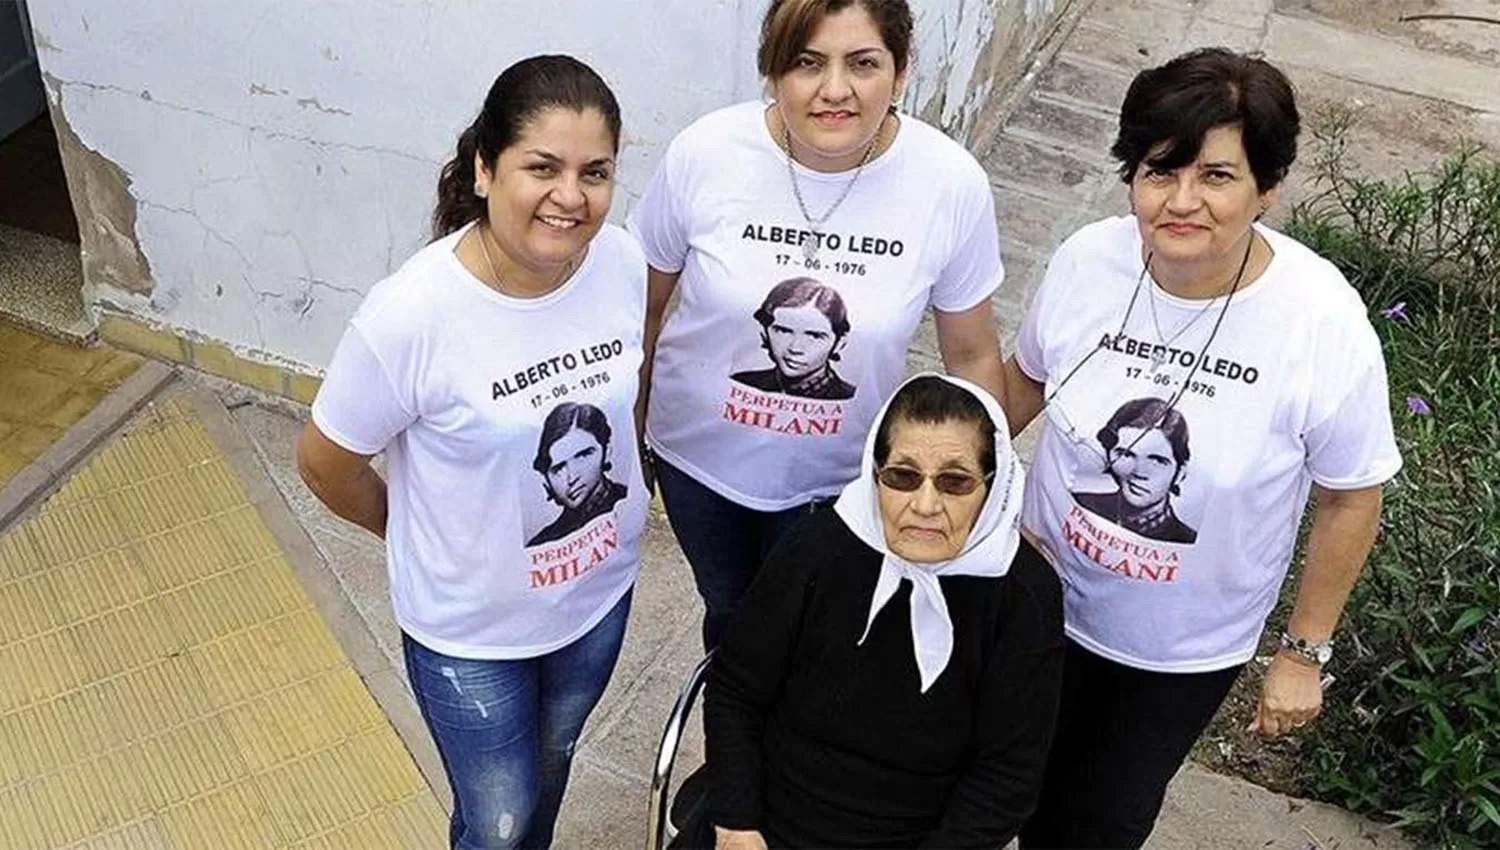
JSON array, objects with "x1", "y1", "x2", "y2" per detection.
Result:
[
  {"x1": 1131, "y1": 124, "x2": 1278, "y2": 267},
  {"x1": 772, "y1": 3, "x2": 905, "y2": 171},
  {"x1": 877, "y1": 419, "x2": 989, "y2": 563},
  {"x1": 544, "y1": 426, "x2": 606, "y2": 509},
  {"x1": 1107, "y1": 426, "x2": 1184, "y2": 510},
  {"x1": 764, "y1": 304, "x2": 843, "y2": 378},
  {"x1": 475, "y1": 106, "x2": 615, "y2": 279}
]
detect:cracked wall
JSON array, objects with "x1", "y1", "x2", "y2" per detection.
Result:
[{"x1": 27, "y1": 0, "x2": 1063, "y2": 372}]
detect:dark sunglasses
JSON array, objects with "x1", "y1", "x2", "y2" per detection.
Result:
[{"x1": 876, "y1": 465, "x2": 993, "y2": 496}]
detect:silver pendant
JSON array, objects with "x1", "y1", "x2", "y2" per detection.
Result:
[
  {"x1": 802, "y1": 234, "x2": 820, "y2": 263},
  {"x1": 1149, "y1": 348, "x2": 1168, "y2": 372}
]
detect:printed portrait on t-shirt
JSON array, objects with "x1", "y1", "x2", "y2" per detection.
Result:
[
  {"x1": 526, "y1": 402, "x2": 629, "y2": 547},
  {"x1": 1069, "y1": 397, "x2": 1199, "y2": 544},
  {"x1": 730, "y1": 277, "x2": 857, "y2": 401}
]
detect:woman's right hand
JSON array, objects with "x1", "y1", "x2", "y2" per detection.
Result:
[{"x1": 714, "y1": 826, "x2": 768, "y2": 850}]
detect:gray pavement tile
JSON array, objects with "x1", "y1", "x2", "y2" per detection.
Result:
[
  {"x1": 985, "y1": 131, "x2": 1111, "y2": 202},
  {"x1": 1083, "y1": 0, "x2": 1194, "y2": 50},
  {"x1": 312, "y1": 525, "x2": 404, "y2": 675},
  {"x1": 1060, "y1": 22, "x2": 1164, "y2": 71},
  {"x1": 993, "y1": 184, "x2": 1092, "y2": 257},
  {"x1": 1184, "y1": 15, "x2": 1268, "y2": 53},
  {"x1": 1032, "y1": 54, "x2": 1136, "y2": 114},
  {"x1": 1148, "y1": 764, "x2": 1413, "y2": 849},
  {"x1": 1195, "y1": 0, "x2": 1274, "y2": 31},
  {"x1": 577, "y1": 619, "x2": 708, "y2": 784},
  {"x1": 1006, "y1": 97, "x2": 1121, "y2": 163},
  {"x1": 553, "y1": 759, "x2": 654, "y2": 850}
]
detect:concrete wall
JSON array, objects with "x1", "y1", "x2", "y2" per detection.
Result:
[{"x1": 29, "y1": 0, "x2": 1072, "y2": 375}]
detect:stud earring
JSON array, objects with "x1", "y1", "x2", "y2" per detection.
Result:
[{"x1": 474, "y1": 184, "x2": 487, "y2": 199}]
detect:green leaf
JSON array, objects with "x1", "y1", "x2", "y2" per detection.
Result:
[
  {"x1": 1450, "y1": 607, "x2": 1489, "y2": 636},
  {"x1": 1476, "y1": 796, "x2": 1500, "y2": 829}
]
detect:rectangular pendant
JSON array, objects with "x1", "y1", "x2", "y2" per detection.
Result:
[{"x1": 803, "y1": 234, "x2": 819, "y2": 263}]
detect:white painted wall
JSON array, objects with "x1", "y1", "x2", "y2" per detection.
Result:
[{"x1": 29, "y1": 0, "x2": 1061, "y2": 372}]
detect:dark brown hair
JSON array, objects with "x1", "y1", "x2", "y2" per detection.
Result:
[
  {"x1": 1096, "y1": 397, "x2": 1191, "y2": 467},
  {"x1": 874, "y1": 376, "x2": 996, "y2": 477},
  {"x1": 758, "y1": 0, "x2": 913, "y2": 78},
  {"x1": 532, "y1": 402, "x2": 613, "y2": 474},
  {"x1": 433, "y1": 55, "x2": 622, "y2": 239},
  {"x1": 752, "y1": 277, "x2": 851, "y2": 337},
  {"x1": 1111, "y1": 47, "x2": 1299, "y2": 191}
]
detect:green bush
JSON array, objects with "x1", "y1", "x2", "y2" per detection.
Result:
[{"x1": 1282, "y1": 110, "x2": 1500, "y2": 849}]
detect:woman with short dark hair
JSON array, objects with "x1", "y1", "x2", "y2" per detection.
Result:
[
  {"x1": 631, "y1": 0, "x2": 1012, "y2": 652},
  {"x1": 297, "y1": 55, "x2": 648, "y2": 849},
  {"x1": 999, "y1": 48, "x2": 1402, "y2": 848},
  {"x1": 686, "y1": 374, "x2": 1063, "y2": 849}
]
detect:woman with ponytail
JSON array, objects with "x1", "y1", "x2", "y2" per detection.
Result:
[{"x1": 297, "y1": 55, "x2": 648, "y2": 849}]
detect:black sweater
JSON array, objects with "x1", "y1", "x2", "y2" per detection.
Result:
[{"x1": 705, "y1": 508, "x2": 1066, "y2": 848}]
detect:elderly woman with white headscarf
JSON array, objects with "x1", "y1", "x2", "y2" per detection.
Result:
[{"x1": 691, "y1": 374, "x2": 1065, "y2": 850}]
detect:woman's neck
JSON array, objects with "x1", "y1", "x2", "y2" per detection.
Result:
[
  {"x1": 767, "y1": 106, "x2": 897, "y2": 173},
  {"x1": 1148, "y1": 229, "x2": 1268, "y2": 300},
  {"x1": 465, "y1": 224, "x2": 578, "y2": 298}
]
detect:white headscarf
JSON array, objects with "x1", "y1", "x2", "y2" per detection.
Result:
[{"x1": 833, "y1": 372, "x2": 1025, "y2": 693}]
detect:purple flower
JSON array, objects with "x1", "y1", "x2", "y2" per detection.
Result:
[
  {"x1": 1381, "y1": 302, "x2": 1408, "y2": 321},
  {"x1": 1406, "y1": 396, "x2": 1432, "y2": 416}
]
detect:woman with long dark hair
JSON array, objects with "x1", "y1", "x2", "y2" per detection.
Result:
[{"x1": 297, "y1": 55, "x2": 648, "y2": 849}]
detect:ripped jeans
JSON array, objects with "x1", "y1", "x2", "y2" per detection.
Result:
[{"x1": 402, "y1": 591, "x2": 632, "y2": 850}]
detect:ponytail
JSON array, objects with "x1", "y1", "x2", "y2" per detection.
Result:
[{"x1": 432, "y1": 125, "x2": 486, "y2": 239}]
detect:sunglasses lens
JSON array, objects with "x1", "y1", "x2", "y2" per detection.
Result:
[
  {"x1": 877, "y1": 467, "x2": 984, "y2": 495},
  {"x1": 877, "y1": 467, "x2": 923, "y2": 491},
  {"x1": 935, "y1": 473, "x2": 979, "y2": 496}
]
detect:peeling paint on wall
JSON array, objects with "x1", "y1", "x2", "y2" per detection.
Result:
[
  {"x1": 907, "y1": 0, "x2": 1067, "y2": 144},
  {"x1": 43, "y1": 73, "x2": 154, "y2": 296}
]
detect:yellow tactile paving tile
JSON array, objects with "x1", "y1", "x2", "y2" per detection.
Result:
[
  {"x1": 0, "y1": 399, "x2": 444, "y2": 849},
  {"x1": 0, "y1": 323, "x2": 142, "y2": 487}
]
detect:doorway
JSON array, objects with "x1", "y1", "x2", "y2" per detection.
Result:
[{"x1": 0, "y1": 0, "x2": 89, "y2": 342}]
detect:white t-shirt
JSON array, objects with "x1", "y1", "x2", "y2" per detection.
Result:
[
  {"x1": 312, "y1": 223, "x2": 648, "y2": 660},
  {"x1": 1017, "y1": 216, "x2": 1401, "y2": 673},
  {"x1": 630, "y1": 101, "x2": 1004, "y2": 511}
]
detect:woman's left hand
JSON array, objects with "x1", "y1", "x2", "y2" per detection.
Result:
[{"x1": 1248, "y1": 652, "x2": 1324, "y2": 737}]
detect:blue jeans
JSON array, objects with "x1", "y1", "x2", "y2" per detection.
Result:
[
  {"x1": 402, "y1": 591, "x2": 632, "y2": 850},
  {"x1": 655, "y1": 459, "x2": 821, "y2": 649}
]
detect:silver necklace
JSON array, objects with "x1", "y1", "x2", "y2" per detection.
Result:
[
  {"x1": 783, "y1": 117, "x2": 882, "y2": 263},
  {"x1": 476, "y1": 223, "x2": 576, "y2": 296},
  {"x1": 1142, "y1": 236, "x2": 1255, "y2": 372},
  {"x1": 1144, "y1": 276, "x2": 1219, "y2": 372}
]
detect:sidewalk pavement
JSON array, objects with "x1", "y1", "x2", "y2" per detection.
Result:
[{"x1": 0, "y1": 383, "x2": 444, "y2": 849}]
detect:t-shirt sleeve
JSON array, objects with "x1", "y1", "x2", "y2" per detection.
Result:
[
  {"x1": 311, "y1": 323, "x2": 417, "y2": 456},
  {"x1": 627, "y1": 136, "x2": 690, "y2": 274},
  {"x1": 1303, "y1": 320, "x2": 1403, "y2": 489},
  {"x1": 930, "y1": 176, "x2": 1004, "y2": 313},
  {"x1": 1014, "y1": 241, "x2": 1072, "y2": 383}
]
